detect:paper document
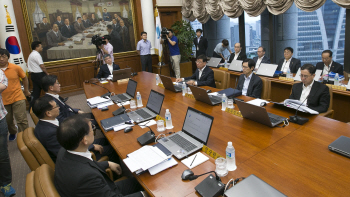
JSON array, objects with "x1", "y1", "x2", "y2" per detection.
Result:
[
  {"x1": 208, "y1": 92, "x2": 219, "y2": 96},
  {"x1": 87, "y1": 96, "x2": 110, "y2": 105},
  {"x1": 138, "y1": 120, "x2": 156, "y2": 129},
  {"x1": 181, "y1": 152, "x2": 209, "y2": 169},
  {"x1": 283, "y1": 99, "x2": 319, "y2": 114},
  {"x1": 97, "y1": 101, "x2": 114, "y2": 109},
  {"x1": 148, "y1": 157, "x2": 178, "y2": 175},
  {"x1": 347, "y1": 81, "x2": 350, "y2": 90},
  {"x1": 117, "y1": 101, "x2": 130, "y2": 107},
  {"x1": 247, "y1": 99, "x2": 270, "y2": 107},
  {"x1": 113, "y1": 122, "x2": 134, "y2": 132}
]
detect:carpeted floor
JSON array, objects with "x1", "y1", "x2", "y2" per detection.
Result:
[{"x1": 0, "y1": 91, "x2": 102, "y2": 197}]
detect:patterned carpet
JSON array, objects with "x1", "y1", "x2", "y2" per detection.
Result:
[{"x1": 0, "y1": 91, "x2": 100, "y2": 197}]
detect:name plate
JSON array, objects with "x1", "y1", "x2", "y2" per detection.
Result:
[
  {"x1": 157, "y1": 83, "x2": 165, "y2": 88},
  {"x1": 219, "y1": 67, "x2": 228, "y2": 71},
  {"x1": 185, "y1": 93, "x2": 195, "y2": 99},
  {"x1": 202, "y1": 145, "x2": 222, "y2": 160},
  {"x1": 332, "y1": 85, "x2": 346, "y2": 91},
  {"x1": 225, "y1": 108, "x2": 243, "y2": 118},
  {"x1": 279, "y1": 77, "x2": 294, "y2": 81}
]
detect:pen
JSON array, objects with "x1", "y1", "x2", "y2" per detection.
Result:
[{"x1": 190, "y1": 154, "x2": 197, "y2": 166}]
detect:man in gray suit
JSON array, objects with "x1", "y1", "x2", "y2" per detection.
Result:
[
  {"x1": 74, "y1": 17, "x2": 86, "y2": 33},
  {"x1": 47, "y1": 24, "x2": 71, "y2": 47}
]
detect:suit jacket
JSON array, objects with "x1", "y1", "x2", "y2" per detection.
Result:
[
  {"x1": 39, "y1": 23, "x2": 51, "y2": 32},
  {"x1": 97, "y1": 63, "x2": 120, "y2": 79},
  {"x1": 82, "y1": 19, "x2": 93, "y2": 28},
  {"x1": 61, "y1": 24, "x2": 76, "y2": 38},
  {"x1": 277, "y1": 57, "x2": 301, "y2": 73},
  {"x1": 54, "y1": 21, "x2": 64, "y2": 29},
  {"x1": 193, "y1": 36, "x2": 208, "y2": 57},
  {"x1": 90, "y1": 18, "x2": 98, "y2": 24},
  {"x1": 184, "y1": 66, "x2": 216, "y2": 88},
  {"x1": 45, "y1": 94, "x2": 78, "y2": 123},
  {"x1": 103, "y1": 12, "x2": 111, "y2": 21},
  {"x1": 112, "y1": 23, "x2": 120, "y2": 32},
  {"x1": 289, "y1": 81, "x2": 330, "y2": 113},
  {"x1": 228, "y1": 52, "x2": 247, "y2": 63},
  {"x1": 316, "y1": 61, "x2": 344, "y2": 75},
  {"x1": 253, "y1": 56, "x2": 271, "y2": 65},
  {"x1": 34, "y1": 120, "x2": 60, "y2": 162},
  {"x1": 109, "y1": 30, "x2": 123, "y2": 53},
  {"x1": 74, "y1": 22, "x2": 85, "y2": 33},
  {"x1": 236, "y1": 73, "x2": 263, "y2": 98},
  {"x1": 46, "y1": 30, "x2": 67, "y2": 47},
  {"x1": 55, "y1": 149, "x2": 134, "y2": 197}
]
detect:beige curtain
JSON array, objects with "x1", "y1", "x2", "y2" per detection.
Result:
[
  {"x1": 71, "y1": 4, "x2": 77, "y2": 21},
  {"x1": 294, "y1": 0, "x2": 326, "y2": 12},
  {"x1": 78, "y1": 6, "x2": 83, "y2": 16},
  {"x1": 37, "y1": 0, "x2": 50, "y2": 23},
  {"x1": 222, "y1": 0, "x2": 244, "y2": 18},
  {"x1": 238, "y1": 0, "x2": 266, "y2": 17},
  {"x1": 265, "y1": 0, "x2": 293, "y2": 15},
  {"x1": 206, "y1": 0, "x2": 224, "y2": 21},
  {"x1": 331, "y1": 0, "x2": 350, "y2": 9},
  {"x1": 27, "y1": 0, "x2": 37, "y2": 31},
  {"x1": 94, "y1": 6, "x2": 103, "y2": 19}
]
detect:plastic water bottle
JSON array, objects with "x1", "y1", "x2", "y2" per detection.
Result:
[
  {"x1": 224, "y1": 59, "x2": 227, "y2": 68},
  {"x1": 221, "y1": 93, "x2": 227, "y2": 111},
  {"x1": 136, "y1": 92, "x2": 143, "y2": 107},
  {"x1": 286, "y1": 67, "x2": 291, "y2": 79},
  {"x1": 334, "y1": 73, "x2": 339, "y2": 86},
  {"x1": 156, "y1": 74, "x2": 160, "y2": 85},
  {"x1": 226, "y1": 142, "x2": 237, "y2": 171},
  {"x1": 165, "y1": 109, "x2": 173, "y2": 129},
  {"x1": 182, "y1": 82, "x2": 187, "y2": 96}
]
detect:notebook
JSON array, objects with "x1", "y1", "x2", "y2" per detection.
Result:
[
  {"x1": 328, "y1": 136, "x2": 350, "y2": 158},
  {"x1": 100, "y1": 113, "x2": 131, "y2": 131},
  {"x1": 181, "y1": 152, "x2": 209, "y2": 169},
  {"x1": 159, "y1": 107, "x2": 214, "y2": 159},
  {"x1": 159, "y1": 75, "x2": 182, "y2": 92}
]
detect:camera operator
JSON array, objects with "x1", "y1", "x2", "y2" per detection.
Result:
[
  {"x1": 93, "y1": 35, "x2": 114, "y2": 64},
  {"x1": 160, "y1": 28, "x2": 181, "y2": 78}
]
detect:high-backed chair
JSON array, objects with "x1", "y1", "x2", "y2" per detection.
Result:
[
  {"x1": 260, "y1": 78, "x2": 271, "y2": 100},
  {"x1": 30, "y1": 108, "x2": 39, "y2": 125},
  {"x1": 26, "y1": 164, "x2": 60, "y2": 197},
  {"x1": 17, "y1": 131, "x2": 41, "y2": 171},
  {"x1": 213, "y1": 69, "x2": 228, "y2": 89},
  {"x1": 343, "y1": 71, "x2": 349, "y2": 81},
  {"x1": 225, "y1": 72, "x2": 231, "y2": 89},
  {"x1": 320, "y1": 85, "x2": 334, "y2": 118}
]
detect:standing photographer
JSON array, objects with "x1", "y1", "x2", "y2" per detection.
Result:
[
  {"x1": 93, "y1": 35, "x2": 114, "y2": 64},
  {"x1": 160, "y1": 29, "x2": 181, "y2": 78}
]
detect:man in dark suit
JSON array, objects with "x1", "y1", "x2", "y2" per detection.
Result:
[
  {"x1": 74, "y1": 17, "x2": 86, "y2": 33},
  {"x1": 90, "y1": 13, "x2": 98, "y2": 24},
  {"x1": 107, "y1": 25, "x2": 123, "y2": 53},
  {"x1": 176, "y1": 54, "x2": 216, "y2": 88},
  {"x1": 112, "y1": 18, "x2": 120, "y2": 32},
  {"x1": 54, "y1": 115, "x2": 145, "y2": 197},
  {"x1": 33, "y1": 96, "x2": 119, "y2": 163},
  {"x1": 61, "y1": 18, "x2": 76, "y2": 38},
  {"x1": 39, "y1": 17, "x2": 51, "y2": 33},
  {"x1": 228, "y1": 43, "x2": 247, "y2": 63},
  {"x1": 82, "y1": 14, "x2": 93, "y2": 28},
  {"x1": 289, "y1": 64, "x2": 330, "y2": 113},
  {"x1": 97, "y1": 54, "x2": 120, "y2": 79},
  {"x1": 277, "y1": 47, "x2": 301, "y2": 74},
  {"x1": 46, "y1": 24, "x2": 69, "y2": 48},
  {"x1": 54, "y1": 16, "x2": 64, "y2": 29},
  {"x1": 236, "y1": 59, "x2": 263, "y2": 98},
  {"x1": 316, "y1": 50, "x2": 344, "y2": 76},
  {"x1": 193, "y1": 29, "x2": 208, "y2": 57},
  {"x1": 252, "y1": 46, "x2": 271, "y2": 71}
]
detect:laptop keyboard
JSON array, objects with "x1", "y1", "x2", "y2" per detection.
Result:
[
  {"x1": 267, "y1": 113, "x2": 285, "y2": 124},
  {"x1": 174, "y1": 85, "x2": 182, "y2": 91},
  {"x1": 169, "y1": 134, "x2": 197, "y2": 152},
  {"x1": 117, "y1": 94, "x2": 128, "y2": 101},
  {"x1": 209, "y1": 95, "x2": 221, "y2": 103},
  {"x1": 136, "y1": 109, "x2": 151, "y2": 119}
]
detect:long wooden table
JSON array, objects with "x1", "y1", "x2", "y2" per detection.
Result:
[{"x1": 84, "y1": 72, "x2": 350, "y2": 197}]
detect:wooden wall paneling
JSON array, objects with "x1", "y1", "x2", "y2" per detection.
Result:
[
  {"x1": 157, "y1": 7, "x2": 182, "y2": 29},
  {"x1": 13, "y1": 0, "x2": 31, "y2": 61},
  {"x1": 50, "y1": 65, "x2": 81, "y2": 91},
  {"x1": 269, "y1": 81, "x2": 292, "y2": 102},
  {"x1": 78, "y1": 62, "x2": 96, "y2": 81},
  {"x1": 135, "y1": 0, "x2": 143, "y2": 37},
  {"x1": 116, "y1": 56, "x2": 141, "y2": 72},
  {"x1": 332, "y1": 93, "x2": 350, "y2": 122}
]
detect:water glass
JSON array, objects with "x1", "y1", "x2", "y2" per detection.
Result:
[
  {"x1": 227, "y1": 99, "x2": 234, "y2": 109},
  {"x1": 215, "y1": 157, "x2": 228, "y2": 177},
  {"x1": 157, "y1": 120, "x2": 165, "y2": 132},
  {"x1": 130, "y1": 100, "x2": 136, "y2": 109},
  {"x1": 187, "y1": 87, "x2": 192, "y2": 94}
]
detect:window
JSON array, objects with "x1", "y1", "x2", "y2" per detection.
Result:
[
  {"x1": 244, "y1": 12, "x2": 261, "y2": 58},
  {"x1": 75, "y1": 7, "x2": 82, "y2": 21},
  {"x1": 33, "y1": 0, "x2": 45, "y2": 28},
  {"x1": 229, "y1": 17, "x2": 239, "y2": 56}
]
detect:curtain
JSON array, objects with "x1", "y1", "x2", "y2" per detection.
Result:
[
  {"x1": 37, "y1": 0, "x2": 50, "y2": 23},
  {"x1": 78, "y1": 6, "x2": 83, "y2": 17},
  {"x1": 295, "y1": 0, "x2": 327, "y2": 12},
  {"x1": 331, "y1": 0, "x2": 350, "y2": 9},
  {"x1": 238, "y1": 0, "x2": 266, "y2": 17},
  {"x1": 94, "y1": 6, "x2": 103, "y2": 19},
  {"x1": 265, "y1": 0, "x2": 293, "y2": 15},
  {"x1": 27, "y1": 0, "x2": 37, "y2": 31},
  {"x1": 71, "y1": 4, "x2": 77, "y2": 21}
]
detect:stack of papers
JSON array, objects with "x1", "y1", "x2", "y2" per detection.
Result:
[
  {"x1": 283, "y1": 99, "x2": 319, "y2": 114},
  {"x1": 87, "y1": 96, "x2": 113, "y2": 108}
]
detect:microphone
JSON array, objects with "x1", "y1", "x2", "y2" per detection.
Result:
[
  {"x1": 136, "y1": 122, "x2": 155, "y2": 146},
  {"x1": 289, "y1": 94, "x2": 310, "y2": 125},
  {"x1": 186, "y1": 170, "x2": 221, "y2": 182},
  {"x1": 111, "y1": 99, "x2": 126, "y2": 116},
  {"x1": 126, "y1": 65, "x2": 137, "y2": 77},
  {"x1": 91, "y1": 82, "x2": 111, "y2": 98}
]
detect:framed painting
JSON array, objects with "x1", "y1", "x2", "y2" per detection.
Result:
[{"x1": 20, "y1": 0, "x2": 138, "y2": 65}]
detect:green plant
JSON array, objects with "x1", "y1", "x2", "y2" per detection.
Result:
[{"x1": 171, "y1": 20, "x2": 196, "y2": 62}]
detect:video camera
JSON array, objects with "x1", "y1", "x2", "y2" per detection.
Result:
[
  {"x1": 91, "y1": 35, "x2": 106, "y2": 49},
  {"x1": 161, "y1": 27, "x2": 170, "y2": 40}
]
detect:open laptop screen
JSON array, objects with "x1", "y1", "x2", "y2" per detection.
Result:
[
  {"x1": 146, "y1": 90, "x2": 165, "y2": 114},
  {"x1": 182, "y1": 107, "x2": 214, "y2": 144},
  {"x1": 126, "y1": 79, "x2": 137, "y2": 98}
]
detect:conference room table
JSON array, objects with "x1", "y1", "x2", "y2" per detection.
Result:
[{"x1": 83, "y1": 72, "x2": 350, "y2": 197}]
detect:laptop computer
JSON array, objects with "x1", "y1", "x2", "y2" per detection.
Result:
[
  {"x1": 110, "y1": 79, "x2": 137, "y2": 103},
  {"x1": 159, "y1": 75, "x2": 182, "y2": 92},
  {"x1": 159, "y1": 107, "x2": 214, "y2": 159},
  {"x1": 294, "y1": 68, "x2": 322, "y2": 81},
  {"x1": 328, "y1": 135, "x2": 350, "y2": 158},
  {"x1": 224, "y1": 174, "x2": 287, "y2": 197},
  {"x1": 206, "y1": 57, "x2": 222, "y2": 68},
  {"x1": 256, "y1": 63, "x2": 278, "y2": 77},
  {"x1": 127, "y1": 90, "x2": 165, "y2": 123},
  {"x1": 235, "y1": 100, "x2": 286, "y2": 127},
  {"x1": 189, "y1": 85, "x2": 222, "y2": 105},
  {"x1": 228, "y1": 60, "x2": 243, "y2": 72},
  {"x1": 112, "y1": 68, "x2": 132, "y2": 82}
]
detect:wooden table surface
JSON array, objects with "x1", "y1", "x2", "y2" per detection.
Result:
[{"x1": 84, "y1": 72, "x2": 350, "y2": 197}]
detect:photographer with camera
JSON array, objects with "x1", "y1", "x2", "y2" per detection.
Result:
[
  {"x1": 160, "y1": 28, "x2": 181, "y2": 78},
  {"x1": 92, "y1": 35, "x2": 114, "y2": 64}
]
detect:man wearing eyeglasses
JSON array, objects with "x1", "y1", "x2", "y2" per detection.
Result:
[
  {"x1": 252, "y1": 46, "x2": 270, "y2": 71},
  {"x1": 289, "y1": 64, "x2": 330, "y2": 113},
  {"x1": 176, "y1": 54, "x2": 216, "y2": 88},
  {"x1": 236, "y1": 59, "x2": 262, "y2": 98}
]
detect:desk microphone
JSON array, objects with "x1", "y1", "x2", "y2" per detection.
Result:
[
  {"x1": 289, "y1": 94, "x2": 310, "y2": 125},
  {"x1": 91, "y1": 82, "x2": 111, "y2": 98},
  {"x1": 136, "y1": 123, "x2": 155, "y2": 146},
  {"x1": 126, "y1": 65, "x2": 138, "y2": 77},
  {"x1": 112, "y1": 99, "x2": 126, "y2": 116}
]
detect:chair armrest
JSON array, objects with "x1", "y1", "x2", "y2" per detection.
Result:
[
  {"x1": 105, "y1": 168, "x2": 113, "y2": 181},
  {"x1": 319, "y1": 110, "x2": 334, "y2": 119}
]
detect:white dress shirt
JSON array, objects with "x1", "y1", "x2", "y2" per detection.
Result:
[
  {"x1": 255, "y1": 56, "x2": 264, "y2": 70},
  {"x1": 234, "y1": 52, "x2": 241, "y2": 60},
  {"x1": 41, "y1": 119, "x2": 59, "y2": 126},
  {"x1": 182, "y1": 65, "x2": 206, "y2": 85},
  {"x1": 27, "y1": 50, "x2": 44, "y2": 73},
  {"x1": 67, "y1": 150, "x2": 93, "y2": 161},
  {"x1": 300, "y1": 80, "x2": 314, "y2": 104},
  {"x1": 107, "y1": 63, "x2": 113, "y2": 75},
  {"x1": 281, "y1": 59, "x2": 291, "y2": 72},
  {"x1": 323, "y1": 61, "x2": 332, "y2": 75},
  {"x1": 242, "y1": 72, "x2": 253, "y2": 96}
]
